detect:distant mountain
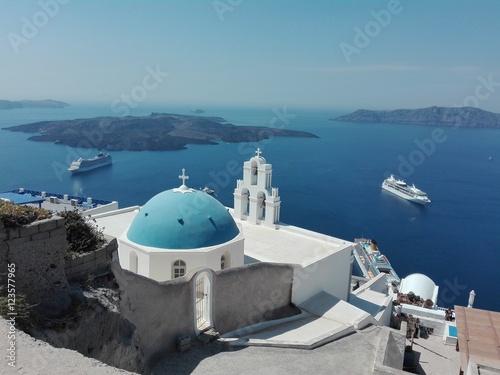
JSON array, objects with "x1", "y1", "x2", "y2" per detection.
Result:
[
  {"x1": 332, "y1": 106, "x2": 500, "y2": 128},
  {"x1": 0, "y1": 99, "x2": 70, "y2": 109},
  {"x1": 3, "y1": 113, "x2": 318, "y2": 151}
]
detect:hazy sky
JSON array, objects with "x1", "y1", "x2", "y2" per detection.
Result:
[{"x1": 1, "y1": 0, "x2": 500, "y2": 111}]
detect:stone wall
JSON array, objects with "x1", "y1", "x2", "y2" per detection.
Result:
[
  {"x1": 111, "y1": 260, "x2": 297, "y2": 369},
  {"x1": 372, "y1": 326, "x2": 407, "y2": 375},
  {"x1": 213, "y1": 262, "x2": 296, "y2": 334},
  {"x1": 111, "y1": 262, "x2": 195, "y2": 368},
  {"x1": 65, "y1": 236, "x2": 117, "y2": 281},
  {"x1": 0, "y1": 217, "x2": 70, "y2": 310}
]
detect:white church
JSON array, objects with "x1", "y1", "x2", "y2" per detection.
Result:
[
  {"x1": 93, "y1": 149, "x2": 394, "y2": 344},
  {"x1": 116, "y1": 149, "x2": 289, "y2": 282}
]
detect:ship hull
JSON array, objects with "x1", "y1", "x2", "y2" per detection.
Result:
[
  {"x1": 68, "y1": 154, "x2": 112, "y2": 174},
  {"x1": 381, "y1": 182, "x2": 429, "y2": 205},
  {"x1": 69, "y1": 161, "x2": 111, "y2": 174}
]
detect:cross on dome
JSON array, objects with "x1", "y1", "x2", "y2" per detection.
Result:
[
  {"x1": 255, "y1": 148, "x2": 262, "y2": 157},
  {"x1": 179, "y1": 168, "x2": 189, "y2": 187}
]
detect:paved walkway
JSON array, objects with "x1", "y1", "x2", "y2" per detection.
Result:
[
  {"x1": 410, "y1": 333, "x2": 461, "y2": 375},
  {"x1": 152, "y1": 325, "x2": 384, "y2": 375},
  {"x1": 223, "y1": 313, "x2": 354, "y2": 349},
  {"x1": 151, "y1": 328, "x2": 461, "y2": 375}
]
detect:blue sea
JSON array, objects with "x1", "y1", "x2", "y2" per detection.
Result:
[{"x1": 1, "y1": 104, "x2": 499, "y2": 312}]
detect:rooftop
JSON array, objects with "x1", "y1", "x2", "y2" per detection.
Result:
[
  {"x1": 456, "y1": 306, "x2": 500, "y2": 373},
  {"x1": 2, "y1": 188, "x2": 117, "y2": 213},
  {"x1": 230, "y1": 213, "x2": 353, "y2": 267},
  {"x1": 92, "y1": 206, "x2": 352, "y2": 266}
]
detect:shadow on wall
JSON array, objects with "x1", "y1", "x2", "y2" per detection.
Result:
[{"x1": 111, "y1": 260, "x2": 299, "y2": 370}]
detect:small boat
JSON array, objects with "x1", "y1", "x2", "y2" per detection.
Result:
[
  {"x1": 200, "y1": 186, "x2": 216, "y2": 197},
  {"x1": 68, "y1": 152, "x2": 112, "y2": 174},
  {"x1": 382, "y1": 175, "x2": 430, "y2": 205}
]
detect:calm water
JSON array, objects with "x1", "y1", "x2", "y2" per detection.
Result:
[{"x1": 1, "y1": 104, "x2": 499, "y2": 311}]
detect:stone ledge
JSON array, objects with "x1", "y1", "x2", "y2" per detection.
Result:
[
  {"x1": 6, "y1": 228, "x2": 20, "y2": 239},
  {"x1": 55, "y1": 216, "x2": 65, "y2": 227},
  {"x1": 38, "y1": 218, "x2": 59, "y2": 232},
  {"x1": 81, "y1": 253, "x2": 93, "y2": 264},
  {"x1": 67, "y1": 256, "x2": 84, "y2": 267},
  {"x1": 19, "y1": 223, "x2": 40, "y2": 237},
  {"x1": 9, "y1": 235, "x2": 31, "y2": 246},
  {"x1": 31, "y1": 231, "x2": 50, "y2": 241},
  {"x1": 96, "y1": 249, "x2": 108, "y2": 261},
  {"x1": 71, "y1": 263, "x2": 87, "y2": 274},
  {"x1": 372, "y1": 327, "x2": 407, "y2": 374},
  {"x1": 49, "y1": 227, "x2": 66, "y2": 238},
  {"x1": 65, "y1": 243, "x2": 113, "y2": 281}
]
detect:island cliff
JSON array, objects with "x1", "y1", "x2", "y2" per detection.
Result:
[
  {"x1": 0, "y1": 99, "x2": 70, "y2": 109},
  {"x1": 3, "y1": 113, "x2": 318, "y2": 151},
  {"x1": 332, "y1": 106, "x2": 500, "y2": 128}
]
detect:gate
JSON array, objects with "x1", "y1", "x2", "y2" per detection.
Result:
[{"x1": 194, "y1": 271, "x2": 212, "y2": 333}]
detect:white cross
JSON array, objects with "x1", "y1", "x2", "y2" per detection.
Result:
[
  {"x1": 179, "y1": 168, "x2": 189, "y2": 186},
  {"x1": 255, "y1": 148, "x2": 262, "y2": 157}
]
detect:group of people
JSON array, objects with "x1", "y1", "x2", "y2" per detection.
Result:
[{"x1": 445, "y1": 308, "x2": 455, "y2": 321}]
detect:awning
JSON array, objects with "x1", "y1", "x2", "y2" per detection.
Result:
[{"x1": 0, "y1": 192, "x2": 45, "y2": 205}]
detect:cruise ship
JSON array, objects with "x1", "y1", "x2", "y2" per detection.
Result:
[
  {"x1": 382, "y1": 175, "x2": 430, "y2": 205},
  {"x1": 353, "y1": 238, "x2": 400, "y2": 287},
  {"x1": 68, "y1": 152, "x2": 112, "y2": 174}
]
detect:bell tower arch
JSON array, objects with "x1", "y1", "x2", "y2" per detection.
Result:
[{"x1": 233, "y1": 148, "x2": 281, "y2": 228}]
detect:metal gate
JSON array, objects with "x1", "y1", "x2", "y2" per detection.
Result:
[{"x1": 195, "y1": 273, "x2": 210, "y2": 332}]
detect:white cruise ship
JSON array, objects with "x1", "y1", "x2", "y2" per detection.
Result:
[
  {"x1": 353, "y1": 238, "x2": 400, "y2": 286},
  {"x1": 68, "y1": 152, "x2": 112, "y2": 174},
  {"x1": 382, "y1": 175, "x2": 430, "y2": 205}
]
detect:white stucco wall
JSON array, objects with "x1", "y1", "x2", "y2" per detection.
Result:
[
  {"x1": 118, "y1": 232, "x2": 244, "y2": 282},
  {"x1": 118, "y1": 240, "x2": 150, "y2": 277},
  {"x1": 349, "y1": 273, "x2": 393, "y2": 327},
  {"x1": 85, "y1": 201, "x2": 119, "y2": 215},
  {"x1": 291, "y1": 244, "x2": 353, "y2": 305}
]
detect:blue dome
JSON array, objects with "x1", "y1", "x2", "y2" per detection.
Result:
[{"x1": 127, "y1": 189, "x2": 239, "y2": 249}]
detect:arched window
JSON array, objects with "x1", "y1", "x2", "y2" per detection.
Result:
[
  {"x1": 257, "y1": 191, "x2": 266, "y2": 220},
  {"x1": 242, "y1": 189, "x2": 250, "y2": 216},
  {"x1": 250, "y1": 161, "x2": 258, "y2": 185},
  {"x1": 172, "y1": 260, "x2": 186, "y2": 278}
]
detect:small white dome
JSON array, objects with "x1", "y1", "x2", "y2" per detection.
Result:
[{"x1": 400, "y1": 273, "x2": 437, "y2": 302}]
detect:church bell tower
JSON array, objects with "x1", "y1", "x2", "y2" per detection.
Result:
[{"x1": 233, "y1": 148, "x2": 281, "y2": 229}]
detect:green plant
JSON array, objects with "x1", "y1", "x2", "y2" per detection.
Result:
[
  {"x1": 0, "y1": 286, "x2": 34, "y2": 329},
  {"x1": 60, "y1": 209, "x2": 105, "y2": 254},
  {"x1": 0, "y1": 200, "x2": 52, "y2": 228}
]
